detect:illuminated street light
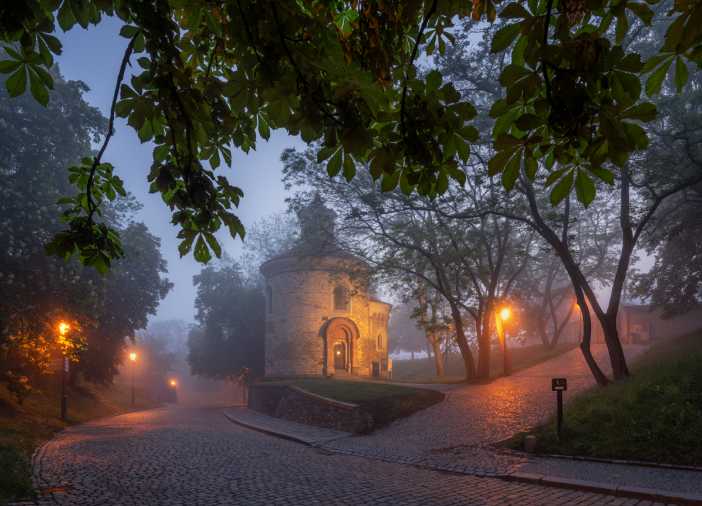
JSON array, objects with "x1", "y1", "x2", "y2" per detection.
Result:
[
  {"x1": 496, "y1": 306, "x2": 512, "y2": 376},
  {"x1": 499, "y1": 307, "x2": 511, "y2": 322},
  {"x1": 129, "y1": 350, "x2": 137, "y2": 406},
  {"x1": 57, "y1": 320, "x2": 70, "y2": 421},
  {"x1": 169, "y1": 378, "x2": 178, "y2": 388}
]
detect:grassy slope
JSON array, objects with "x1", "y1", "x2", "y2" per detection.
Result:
[
  {"x1": 268, "y1": 379, "x2": 444, "y2": 428},
  {"x1": 507, "y1": 331, "x2": 702, "y2": 466},
  {"x1": 392, "y1": 342, "x2": 579, "y2": 383},
  {"x1": 0, "y1": 379, "x2": 159, "y2": 504}
]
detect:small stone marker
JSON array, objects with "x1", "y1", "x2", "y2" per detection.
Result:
[{"x1": 551, "y1": 378, "x2": 567, "y2": 440}]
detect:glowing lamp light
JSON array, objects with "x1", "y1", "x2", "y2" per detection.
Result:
[
  {"x1": 499, "y1": 307, "x2": 511, "y2": 322},
  {"x1": 169, "y1": 379, "x2": 177, "y2": 388},
  {"x1": 58, "y1": 321, "x2": 70, "y2": 335},
  {"x1": 129, "y1": 352, "x2": 137, "y2": 362}
]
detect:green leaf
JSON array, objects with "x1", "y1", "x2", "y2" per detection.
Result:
[
  {"x1": 500, "y1": 3, "x2": 531, "y2": 18},
  {"x1": 426, "y1": 70, "x2": 442, "y2": 93},
  {"x1": 622, "y1": 102, "x2": 657, "y2": 121},
  {"x1": 342, "y1": 154, "x2": 356, "y2": 182},
  {"x1": 491, "y1": 23, "x2": 521, "y2": 53},
  {"x1": 380, "y1": 171, "x2": 399, "y2": 192},
  {"x1": 6, "y1": 67, "x2": 27, "y2": 97},
  {"x1": 57, "y1": 1, "x2": 77, "y2": 31},
  {"x1": 550, "y1": 170, "x2": 574, "y2": 206},
  {"x1": 488, "y1": 150, "x2": 513, "y2": 176},
  {"x1": 575, "y1": 170, "x2": 596, "y2": 207},
  {"x1": 193, "y1": 235, "x2": 211, "y2": 263},
  {"x1": 28, "y1": 68, "x2": 49, "y2": 106},
  {"x1": 204, "y1": 233, "x2": 222, "y2": 258},
  {"x1": 645, "y1": 58, "x2": 673, "y2": 96},
  {"x1": 258, "y1": 114, "x2": 270, "y2": 140},
  {"x1": 674, "y1": 57, "x2": 689, "y2": 93},
  {"x1": 178, "y1": 234, "x2": 195, "y2": 257},
  {"x1": 0, "y1": 60, "x2": 21, "y2": 74},
  {"x1": 589, "y1": 166, "x2": 614, "y2": 185},
  {"x1": 327, "y1": 148, "x2": 342, "y2": 177},
  {"x1": 545, "y1": 168, "x2": 566, "y2": 187},
  {"x1": 515, "y1": 113, "x2": 542, "y2": 130},
  {"x1": 501, "y1": 152, "x2": 521, "y2": 191}
]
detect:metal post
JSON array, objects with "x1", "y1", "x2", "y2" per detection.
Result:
[
  {"x1": 131, "y1": 360, "x2": 135, "y2": 406},
  {"x1": 503, "y1": 327, "x2": 511, "y2": 376},
  {"x1": 556, "y1": 390, "x2": 564, "y2": 440},
  {"x1": 60, "y1": 357, "x2": 67, "y2": 421}
]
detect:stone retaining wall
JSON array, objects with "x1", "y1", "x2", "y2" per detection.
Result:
[{"x1": 249, "y1": 383, "x2": 373, "y2": 434}]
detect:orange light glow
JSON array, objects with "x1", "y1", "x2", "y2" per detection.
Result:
[
  {"x1": 169, "y1": 379, "x2": 177, "y2": 388},
  {"x1": 499, "y1": 307, "x2": 511, "y2": 321},
  {"x1": 129, "y1": 351, "x2": 137, "y2": 362},
  {"x1": 58, "y1": 321, "x2": 70, "y2": 335}
]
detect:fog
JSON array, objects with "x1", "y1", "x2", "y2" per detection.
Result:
[{"x1": 56, "y1": 17, "x2": 303, "y2": 323}]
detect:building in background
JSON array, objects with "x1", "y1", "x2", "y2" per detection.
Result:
[{"x1": 260, "y1": 195, "x2": 391, "y2": 378}]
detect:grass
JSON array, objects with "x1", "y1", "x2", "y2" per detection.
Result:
[
  {"x1": 0, "y1": 377, "x2": 159, "y2": 505},
  {"x1": 391, "y1": 342, "x2": 579, "y2": 383},
  {"x1": 505, "y1": 331, "x2": 702, "y2": 466},
  {"x1": 263, "y1": 378, "x2": 445, "y2": 428}
]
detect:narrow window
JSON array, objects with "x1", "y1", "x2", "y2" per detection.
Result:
[
  {"x1": 377, "y1": 334, "x2": 383, "y2": 350},
  {"x1": 266, "y1": 285, "x2": 273, "y2": 314},
  {"x1": 333, "y1": 285, "x2": 350, "y2": 311}
]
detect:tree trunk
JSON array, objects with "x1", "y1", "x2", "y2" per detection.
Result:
[
  {"x1": 601, "y1": 315, "x2": 630, "y2": 380},
  {"x1": 450, "y1": 304, "x2": 475, "y2": 380},
  {"x1": 430, "y1": 337, "x2": 445, "y2": 377},
  {"x1": 576, "y1": 293, "x2": 609, "y2": 386},
  {"x1": 476, "y1": 311, "x2": 492, "y2": 379}
]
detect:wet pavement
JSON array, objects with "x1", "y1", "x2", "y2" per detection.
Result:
[
  {"x1": 29, "y1": 405, "x2": 654, "y2": 505},
  {"x1": 22, "y1": 345, "x2": 696, "y2": 504}
]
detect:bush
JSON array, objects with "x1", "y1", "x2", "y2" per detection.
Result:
[{"x1": 0, "y1": 444, "x2": 33, "y2": 503}]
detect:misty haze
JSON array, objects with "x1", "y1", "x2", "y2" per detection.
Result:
[{"x1": 1, "y1": 2, "x2": 701, "y2": 505}]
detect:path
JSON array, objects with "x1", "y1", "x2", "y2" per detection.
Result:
[{"x1": 29, "y1": 405, "x2": 649, "y2": 505}]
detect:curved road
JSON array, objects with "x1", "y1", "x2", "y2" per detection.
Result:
[{"x1": 32, "y1": 405, "x2": 632, "y2": 505}]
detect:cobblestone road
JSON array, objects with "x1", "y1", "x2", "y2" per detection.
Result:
[
  {"x1": 32, "y1": 405, "x2": 662, "y2": 506},
  {"x1": 28, "y1": 345, "x2": 689, "y2": 505}
]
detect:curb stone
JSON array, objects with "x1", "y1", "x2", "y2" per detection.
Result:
[{"x1": 506, "y1": 472, "x2": 702, "y2": 505}]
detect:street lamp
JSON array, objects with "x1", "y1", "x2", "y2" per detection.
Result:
[
  {"x1": 169, "y1": 378, "x2": 177, "y2": 388},
  {"x1": 129, "y1": 351, "x2": 137, "y2": 406},
  {"x1": 497, "y1": 306, "x2": 512, "y2": 376},
  {"x1": 57, "y1": 321, "x2": 70, "y2": 421}
]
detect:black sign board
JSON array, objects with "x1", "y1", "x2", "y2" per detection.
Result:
[{"x1": 552, "y1": 378, "x2": 567, "y2": 391}]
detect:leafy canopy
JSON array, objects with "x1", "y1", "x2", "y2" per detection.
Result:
[{"x1": 1, "y1": 0, "x2": 699, "y2": 269}]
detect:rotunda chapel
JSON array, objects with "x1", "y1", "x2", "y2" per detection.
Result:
[{"x1": 260, "y1": 195, "x2": 391, "y2": 378}]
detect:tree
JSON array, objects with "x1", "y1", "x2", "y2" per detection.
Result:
[
  {"x1": 188, "y1": 261, "x2": 264, "y2": 378},
  {"x1": 76, "y1": 222, "x2": 172, "y2": 384},
  {"x1": 2, "y1": 1, "x2": 698, "y2": 269},
  {"x1": 0, "y1": 70, "x2": 171, "y2": 398},
  {"x1": 631, "y1": 75, "x2": 702, "y2": 316}
]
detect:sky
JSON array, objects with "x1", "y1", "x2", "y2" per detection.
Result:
[{"x1": 56, "y1": 17, "x2": 304, "y2": 323}]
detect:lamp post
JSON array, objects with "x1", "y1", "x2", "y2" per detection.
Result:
[
  {"x1": 129, "y1": 351, "x2": 137, "y2": 406},
  {"x1": 169, "y1": 378, "x2": 178, "y2": 404},
  {"x1": 497, "y1": 307, "x2": 512, "y2": 376},
  {"x1": 58, "y1": 321, "x2": 70, "y2": 421}
]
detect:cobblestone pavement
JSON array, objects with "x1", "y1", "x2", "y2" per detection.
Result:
[
  {"x1": 30, "y1": 405, "x2": 668, "y2": 505},
  {"x1": 318, "y1": 345, "x2": 702, "y2": 497}
]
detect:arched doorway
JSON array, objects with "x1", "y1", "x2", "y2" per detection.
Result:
[
  {"x1": 333, "y1": 342, "x2": 346, "y2": 370},
  {"x1": 322, "y1": 317, "x2": 359, "y2": 376}
]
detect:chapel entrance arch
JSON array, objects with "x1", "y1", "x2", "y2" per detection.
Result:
[{"x1": 322, "y1": 317, "x2": 359, "y2": 376}]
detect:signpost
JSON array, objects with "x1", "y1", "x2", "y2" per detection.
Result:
[{"x1": 551, "y1": 377, "x2": 567, "y2": 440}]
